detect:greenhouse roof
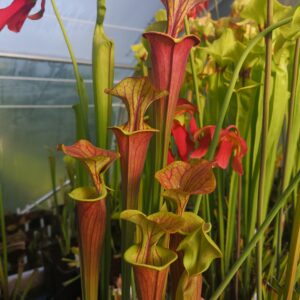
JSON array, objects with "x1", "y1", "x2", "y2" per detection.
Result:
[{"x1": 0, "y1": 0, "x2": 165, "y2": 66}]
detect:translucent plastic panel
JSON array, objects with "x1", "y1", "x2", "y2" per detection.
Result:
[
  {"x1": 0, "y1": 54, "x2": 131, "y2": 213},
  {"x1": 0, "y1": 108, "x2": 77, "y2": 212},
  {"x1": 0, "y1": 57, "x2": 92, "y2": 79},
  {"x1": 0, "y1": 79, "x2": 93, "y2": 106},
  {"x1": 0, "y1": 106, "x2": 129, "y2": 213},
  {"x1": 0, "y1": 58, "x2": 134, "y2": 106}
]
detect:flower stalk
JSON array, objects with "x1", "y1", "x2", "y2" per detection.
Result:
[
  {"x1": 282, "y1": 37, "x2": 300, "y2": 300},
  {"x1": 92, "y1": 1, "x2": 115, "y2": 297},
  {"x1": 51, "y1": 0, "x2": 89, "y2": 139},
  {"x1": 210, "y1": 170, "x2": 300, "y2": 300},
  {"x1": 257, "y1": 1, "x2": 273, "y2": 298}
]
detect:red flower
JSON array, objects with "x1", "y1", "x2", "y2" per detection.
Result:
[
  {"x1": 187, "y1": 0, "x2": 209, "y2": 19},
  {"x1": 168, "y1": 99, "x2": 199, "y2": 164},
  {"x1": 191, "y1": 125, "x2": 247, "y2": 175},
  {"x1": 0, "y1": 0, "x2": 45, "y2": 32}
]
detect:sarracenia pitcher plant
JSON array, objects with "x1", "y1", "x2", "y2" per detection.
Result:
[
  {"x1": 144, "y1": 0, "x2": 205, "y2": 211},
  {"x1": 58, "y1": 140, "x2": 119, "y2": 300},
  {"x1": 105, "y1": 77, "x2": 167, "y2": 298}
]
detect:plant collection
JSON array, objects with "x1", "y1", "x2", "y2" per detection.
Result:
[{"x1": 0, "y1": 0, "x2": 300, "y2": 299}]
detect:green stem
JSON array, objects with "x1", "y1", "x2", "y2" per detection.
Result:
[
  {"x1": 282, "y1": 37, "x2": 300, "y2": 300},
  {"x1": 131, "y1": 268, "x2": 137, "y2": 300},
  {"x1": 282, "y1": 194, "x2": 300, "y2": 300},
  {"x1": 48, "y1": 154, "x2": 58, "y2": 210},
  {"x1": 206, "y1": 16, "x2": 292, "y2": 161},
  {"x1": 0, "y1": 185, "x2": 8, "y2": 300},
  {"x1": 257, "y1": 1, "x2": 273, "y2": 298},
  {"x1": 217, "y1": 170, "x2": 225, "y2": 280},
  {"x1": 210, "y1": 170, "x2": 300, "y2": 300},
  {"x1": 193, "y1": 195, "x2": 202, "y2": 214},
  {"x1": 51, "y1": 0, "x2": 89, "y2": 138},
  {"x1": 184, "y1": 17, "x2": 203, "y2": 127},
  {"x1": 235, "y1": 175, "x2": 242, "y2": 300},
  {"x1": 92, "y1": 1, "x2": 114, "y2": 299}
]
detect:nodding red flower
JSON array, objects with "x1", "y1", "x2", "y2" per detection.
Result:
[
  {"x1": 168, "y1": 99, "x2": 198, "y2": 164},
  {"x1": 191, "y1": 125, "x2": 248, "y2": 175},
  {"x1": 0, "y1": 0, "x2": 45, "y2": 32},
  {"x1": 187, "y1": 0, "x2": 209, "y2": 19}
]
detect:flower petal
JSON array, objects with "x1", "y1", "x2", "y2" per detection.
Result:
[
  {"x1": 191, "y1": 126, "x2": 215, "y2": 159},
  {"x1": 0, "y1": 0, "x2": 39, "y2": 32},
  {"x1": 232, "y1": 155, "x2": 244, "y2": 176},
  {"x1": 172, "y1": 122, "x2": 194, "y2": 161},
  {"x1": 175, "y1": 98, "x2": 198, "y2": 117},
  {"x1": 190, "y1": 116, "x2": 198, "y2": 136},
  {"x1": 214, "y1": 139, "x2": 234, "y2": 169},
  {"x1": 168, "y1": 149, "x2": 176, "y2": 164},
  {"x1": 28, "y1": 0, "x2": 45, "y2": 20}
]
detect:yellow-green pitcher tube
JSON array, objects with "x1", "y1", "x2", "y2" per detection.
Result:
[
  {"x1": 92, "y1": 1, "x2": 115, "y2": 299},
  {"x1": 93, "y1": 0, "x2": 115, "y2": 149}
]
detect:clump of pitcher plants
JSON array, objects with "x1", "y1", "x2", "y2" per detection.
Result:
[{"x1": 2, "y1": 0, "x2": 300, "y2": 298}]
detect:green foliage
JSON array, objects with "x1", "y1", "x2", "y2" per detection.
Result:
[
  {"x1": 240, "y1": 0, "x2": 292, "y2": 27},
  {"x1": 177, "y1": 214, "x2": 222, "y2": 276}
]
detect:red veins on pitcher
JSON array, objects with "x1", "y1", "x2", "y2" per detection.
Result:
[
  {"x1": 57, "y1": 139, "x2": 119, "y2": 194},
  {"x1": 161, "y1": 0, "x2": 208, "y2": 37},
  {"x1": 187, "y1": 0, "x2": 209, "y2": 19}
]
